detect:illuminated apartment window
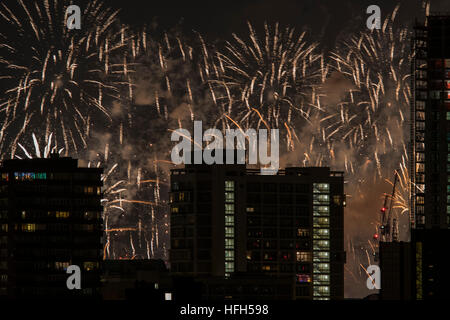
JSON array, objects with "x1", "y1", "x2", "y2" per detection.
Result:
[
  {"x1": 0, "y1": 224, "x2": 7, "y2": 232},
  {"x1": 313, "y1": 228, "x2": 330, "y2": 239},
  {"x1": 313, "y1": 286, "x2": 330, "y2": 295},
  {"x1": 314, "y1": 251, "x2": 330, "y2": 262},
  {"x1": 22, "y1": 224, "x2": 35, "y2": 232},
  {"x1": 225, "y1": 216, "x2": 234, "y2": 225},
  {"x1": 171, "y1": 206, "x2": 179, "y2": 213},
  {"x1": 225, "y1": 262, "x2": 234, "y2": 273},
  {"x1": 55, "y1": 262, "x2": 70, "y2": 270},
  {"x1": 313, "y1": 194, "x2": 329, "y2": 204},
  {"x1": 246, "y1": 207, "x2": 254, "y2": 212},
  {"x1": 225, "y1": 251, "x2": 234, "y2": 259},
  {"x1": 225, "y1": 238, "x2": 234, "y2": 249},
  {"x1": 225, "y1": 204, "x2": 234, "y2": 214},
  {"x1": 262, "y1": 265, "x2": 271, "y2": 271},
  {"x1": 314, "y1": 263, "x2": 330, "y2": 273},
  {"x1": 224, "y1": 180, "x2": 235, "y2": 277},
  {"x1": 56, "y1": 211, "x2": 69, "y2": 218},
  {"x1": 297, "y1": 228, "x2": 310, "y2": 237},
  {"x1": 314, "y1": 217, "x2": 329, "y2": 227},
  {"x1": 296, "y1": 251, "x2": 312, "y2": 262},
  {"x1": 314, "y1": 240, "x2": 330, "y2": 250},
  {"x1": 225, "y1": 181, "x2": 235, "y2": 191},
  {"x1": 84, "y1": 186, "x2": 94, "y2": 194},
  {"x1": 314, "y1": 274, "x2": 330, "y2": 284},
  {"x1": 225, "y1": 227, "x2": 234, "y2": 237},
  {"x1": 225, "y1": 192, "x2": 235, "y2": 202},
  {"x1": 0, "y1": 173, "x2": 8, "y2": 181},
  {"x1": 296, "y1": 274, "x2": 311, "y2": 283}
]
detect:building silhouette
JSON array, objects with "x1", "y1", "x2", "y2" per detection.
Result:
[
  {"x1": 0, "y1": 154, "x2": 103, "y2": 298},
  {"x1": 411, "y1": 14, "x2": 450, "y2": 230},
  {"x1": 379, "y1": 241, "x2": 412, "y2": 300},
  {"x1": 169, "y1": 161, "x2": 345, "y2": 300},
  {"x1": 383, "y1": 12, "x2": 450, "y2": 300}
]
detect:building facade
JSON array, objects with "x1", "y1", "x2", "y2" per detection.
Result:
[
  {"x1": 411, "y1": 14, "x2": 450, "y2": 229},
  {"x1": 0, "y1": 154, "x2": 103, "y2": 298},
  {"x1": 169, "y1": 163, "x2": 345, "y2": 300},
  {"x1": 379, "y1": 241, "x2": 412, "y2": 300},
  {"x1": 410, "y1": 13, "x2": 450, "y2": 299}
]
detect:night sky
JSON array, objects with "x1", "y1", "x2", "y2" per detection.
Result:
[
  {"x1": 1, "y1": 0, "x2": 448, "y2": 300},
  {"x1": 105, "y1": 0, "x2": 428, "y2": 48}
]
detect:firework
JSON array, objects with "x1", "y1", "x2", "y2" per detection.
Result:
[
  {"x1": 0, "y1": 0, "x2": 130, "y2": 157},
  {"x1": 322, "y1": 4, "x2": 411, "y2": 178},
  {"x1": 208, "y1": 22, "x2": 322, "y2": 149}
]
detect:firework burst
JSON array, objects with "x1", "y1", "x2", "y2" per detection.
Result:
[
  {"x1": 322, "y1": 4, "x2": 412, "y2": 178},
  {"x1": 208, "y1": 22, "x2": 323, "y2": 149},
  {"x1": 0, "y1": 0, "x2": 131, "y2": 157}
]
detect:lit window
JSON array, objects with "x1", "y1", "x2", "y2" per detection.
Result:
[
  {"x1": 22, "y1": 224, "x2": 35, "y2": 232},
  {"x1": 314, "y1": 274, "x2": 330, "y2": 284},
  {"x1": 225, "y1": 192, "x2": 234, "y2": 202},
  {"x1": 225, "y1": 238, "x2": 234, "y2": 249},
  {"x1": 262, "y1": 265, "x2": 271, "y2": 271},
  {"x1": 56, "y1": 211, "x2": 69, "y2": 218},
  {"x1": 171, "y1": 207, "x2": 179, "y2": 213},
  {"x1": 225, "y1": 204, "x2": 234, "y2": 214},
  {"x1": 225, "y1": 227, "x2": 234, "y2": 237},
  {"x1": 314, "y1": 240, "x2": 330, "y2": 250},
  {"x1": 225, "y1": 216, "x2": 234, "y2": 226},
  {"x1": 225, "y1": 181, "x2": 235, "y2": 191},
  {"x1": 225, "y1": 261, "x2": 234, "y2": 271},
  {"x1": 313, "y1": 228, "x2": 330, "y2": 239},
  {"x1": 296, "y1": 274, "x2": 311, "y2": 283},
  {"x1": 314, "y1": 263, "x2": 330, "y2": 272},
  {"x1": 55, "y1": 262, "x2": 70, "y2": 270},
  {"x1": 225, "y1": 251, "x2": 234, "y2": 259},
  {"x1": 314, "y1": 251, "x2": 330, "y2": 261},
  {"x1": 246, "y1": 207, "x2": 254, "y2": 212},
  {"x1": 84, "y1": 186, "x2": 94, "y2": 194},
  {"x1": 0, "y1": 274, "x2": 7, "y2": 283},
  {"x1": 296, "y1": 251, "x2": 312, "y2": 262},
  {"x1": 297, "y1": 228, "x2": 310, "y2": 237}
]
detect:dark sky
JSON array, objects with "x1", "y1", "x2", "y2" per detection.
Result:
[{"x1": 104, "y1": 0, "x2": 437, "y2": 48}]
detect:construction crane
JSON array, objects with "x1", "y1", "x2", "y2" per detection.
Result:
[{"x1": 374, "y1": 170, "x2": 399, "y2": 243}]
